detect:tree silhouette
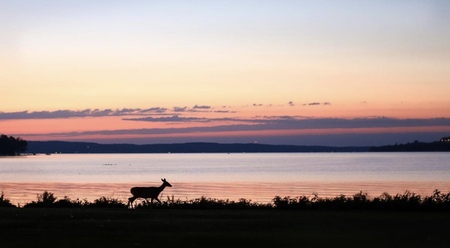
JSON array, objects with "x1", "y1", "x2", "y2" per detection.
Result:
[{"x1": 0, "y1": 134, "x2": 28, "y2": 155}]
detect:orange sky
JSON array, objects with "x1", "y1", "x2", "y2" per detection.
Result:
[{"x1": 1, "y1": 1, "x2": 449, "y2": 146}]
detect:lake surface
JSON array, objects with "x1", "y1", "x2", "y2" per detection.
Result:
[{"x1": 1, "y1": 152, "x2": 450, "y2": 205}]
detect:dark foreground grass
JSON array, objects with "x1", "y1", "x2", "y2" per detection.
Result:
[{"x1": 1, "y1": 207, "x2": 449, "y2": 248}]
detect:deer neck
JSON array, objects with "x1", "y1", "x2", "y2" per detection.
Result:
[{"x1": 158, "y1": 183, "x2": 167, "y2": 192}]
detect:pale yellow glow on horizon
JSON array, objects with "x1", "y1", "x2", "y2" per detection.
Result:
[
  {"x1": 1, "y1": 1, "x2": 449, "y2": 145},
  {"x1": 3, "y1": 55, "x2": 450, "y2": 115}
]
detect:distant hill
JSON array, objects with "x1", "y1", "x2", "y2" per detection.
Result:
[
  {"x1": 369, "y1": 140, "x2": 450, "y2": 152},
  {"x1": 26, "y1": 141, "x2": 370, "y2": 154}
]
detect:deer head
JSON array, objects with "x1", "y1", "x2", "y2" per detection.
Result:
[{"x1": 161, "y1": 178, "x2": 172, "y2": 187}]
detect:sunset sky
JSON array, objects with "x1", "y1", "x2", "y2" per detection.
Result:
[{"x1": 1, "y1": 0, "x2": 449, "y2": 146}]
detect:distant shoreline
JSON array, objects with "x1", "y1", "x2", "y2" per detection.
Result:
[{"x1": 25, "y1": 140, "x2": 449, "y2": 154}]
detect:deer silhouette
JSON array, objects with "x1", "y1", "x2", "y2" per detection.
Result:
[{"x1": 128, "y1": 178, "x2": 172, "y2": 208}]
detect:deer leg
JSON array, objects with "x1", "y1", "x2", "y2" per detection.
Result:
[
  {"x1": 155, "y1": 197, "x2": 161, "y2": 204},
  {"x1": 147, "y1": 198, "x2": 154, "y2": 209},
  {"x1": 128, "y1": 196, "x2": 136, "y2": 208}
]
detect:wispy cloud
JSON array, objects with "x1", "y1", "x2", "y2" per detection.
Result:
[
  {"x1": 4, "y1": 108, "x2": 449, "y2": 131},
  {"x1": 257, "y1": 116, "x2": 450, "y2": 129},
  {"x1": 123, "y1": 115, "x2": 210, "y2": 122},
  {"x1": 0, "y1": 109, "x2": 116, "y2": 119},
  {"x1": 18, "y1": 117, "x2": 450, "y2": 138},
  {"x1": 193, "y1": 105, "x2": 211, "y2": 110},
  {"x1": 173, "y1": 107, "x2": 188, "y2": 112},
  {"x1": 140, "y1": 107, "x2": 168, "y2": 113},
  {"x1": 0, "y1": 105, "x2": 216, "y2": 120},
  {"x1": 303, "y1": 102, "x2": 331, "y2": 106},
  {"x1": 123, "y1": 116, "x2": 247, "y2": 123},
  {"x1": 0, "y1": 101, "x2": 337, "y2": 120},
  {"x1": 172, "y1": 105, "x2": 214, "y2": 113},
  {"x1": 0, "y1": 108, "x2": 172, "y2": 119},
  {"x1": 214, "y1": 110, "x2": 235, "y2": 113}
]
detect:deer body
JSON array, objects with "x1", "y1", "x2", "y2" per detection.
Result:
[{"x1": 128, "y1": 178, "x2": 172, "y2": 208}]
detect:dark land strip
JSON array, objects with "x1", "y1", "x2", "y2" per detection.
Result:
[
  {"x1": 26, "y1": 140, "x2": 450, "y2": 154},
  {"x1": 1, "y1": 208, "x2": 449, "y2": 248}
]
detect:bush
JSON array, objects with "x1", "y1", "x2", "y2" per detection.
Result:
[
  {"x1": 271, "y1": 190, "x2": 450, "y2": 211},
  {"x1": 422, "y1": 189, "x2": 450, "y2": 211},
  {"x1": 53, "y1": 196, "x2": 88, "y2": 208},
  {"x1": 272, "y1": 196, "x2": 311, "y2": 209},
  {"x1": 24, "y1": 191, "x2": 57, "y2": 208},
  {"x1": 133, "y1": 196, "x2": 271, "y2": 210},
  {"x1": 14, "y1": 189, "x2": 450, "y2": 211},
  {"x1": 23, "y1": 191, "x2": 88, "y2": 208},
  {"x1": 89, "y1": 196, "x2": 127, "y2": 208},
  {"x1": 0, "y1": 192, "x2": 16, "y2": 208}
]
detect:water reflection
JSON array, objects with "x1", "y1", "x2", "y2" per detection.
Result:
[
  {"x1": 2, "y1": 153, "x2": 450, "y2": 206},
  {"x1": 2, "y1": 181, "x2": 449, "y2": 206}
]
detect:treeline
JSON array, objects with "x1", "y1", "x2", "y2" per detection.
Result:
[
  {"x1": 2, "y1": 190, "x2": 449, "y2": 211},
  {"x1": 26, "y1": 141, "x2": 370, "y2": 153},
  {"x1": 370, "y1": 140, "x2": 450, "y2": 152},
  {"x1": 0, "y1": 134, "x2": 28, "y2": 155}
]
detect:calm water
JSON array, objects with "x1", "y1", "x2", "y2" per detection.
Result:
[{"x1": 1, "y1": 152, "x2": 450, "y2": 205}]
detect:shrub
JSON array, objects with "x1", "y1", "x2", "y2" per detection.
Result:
[
  {"x1": 89, "y1": 196, "x2": 127, "y2": 208},
  {"x1": 53, "y1": 196, "x2": 88, "y2": 208},
  {"x1": 24, "y1": 191, "x2": 57, "y2": 208},
  {"x1": 422, "y1": 189, "x2": 450, "y2": 211},
  {"x1": 15, "y1": 189, "x2": 450, "y2": 211},
  {"x1": 272, "y1": 196, "x2": 311, "y2": 209},
  {"x1": 23, "y1": 191, "x2": 88, "y2": 208},
  {"x1": 134, "y1": 196, "x2": 270, "y2": 210},
  {"x1": 0, "y1": 192, "x2": 16, "y2": 208},
  {"x1": 272, "y1": 190, "x2": 450, "y2": 211}
]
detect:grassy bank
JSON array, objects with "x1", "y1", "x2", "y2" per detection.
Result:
[
  {"x1": 1, "y1": 191, "x2": 450, "y2": 247},
  {"x1": 1, "y1": 207, "x2": 450, "y2": 248},
  {"x1": 3, "y1": 189, "x2": 449, "y2": 211}
]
